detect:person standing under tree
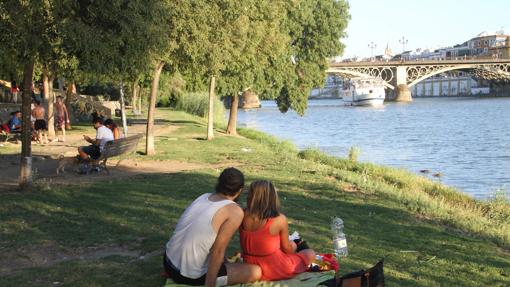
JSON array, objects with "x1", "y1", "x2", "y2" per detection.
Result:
[
  {"x1": 10, "y1": 80, "x2": 19, "y2": 103},
  {"x1": 31, "y1": 100, "x2": 48, "y2": 144},
  {"x1": 54, "y1": 96, "x2": 69, "y2": 142}
]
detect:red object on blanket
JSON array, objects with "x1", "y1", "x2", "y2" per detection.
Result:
[{"x1": 308, "y1": 253, "x2": 339, "y2": 272}]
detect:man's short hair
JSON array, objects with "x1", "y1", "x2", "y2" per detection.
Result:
[
  {"x1": 215, "y1": 167, "x2": 245, "y2": 196},
  {"x1": 93, "y1": 117, "x2": 103, "y2": 125}
]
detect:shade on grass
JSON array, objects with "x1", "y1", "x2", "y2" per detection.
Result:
[{"x1": 1, "y1": 109, "x2": 509, "y2": 287}]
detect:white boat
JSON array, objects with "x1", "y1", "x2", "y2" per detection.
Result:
[{"x1": 342, "y1": 77, "x2": 385, "y2": 106}]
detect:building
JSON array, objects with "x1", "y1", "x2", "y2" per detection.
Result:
[
  {"x1": 411, "y1": 72, "x2": 489, "y2": 97},
  {"x1": 489, "y1": 37, "x2": 510, "y2": 58},
  {"x1": 467, "y1": 30, "x2": 509, "y2": 57}
]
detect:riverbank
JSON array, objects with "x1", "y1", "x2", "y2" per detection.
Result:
[{"x1": 1, "y1": 109, "x2": 509, "y2": 286}]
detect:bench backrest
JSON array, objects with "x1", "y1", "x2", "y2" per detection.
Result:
[{"x1": 101, "y1": 134, "x2": 143, "y2": 159}]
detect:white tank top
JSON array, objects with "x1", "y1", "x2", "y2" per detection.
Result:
[{"x1": 165, "y1": 193, "x2": 235, "y2": 278}]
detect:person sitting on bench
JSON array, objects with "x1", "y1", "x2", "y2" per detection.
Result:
[
  {"x1": 8, "y1": 111, "x2": 22, "y2": 133},
  {"x1": 78, "y1": 117, "x2": 114, "y2": 162}
]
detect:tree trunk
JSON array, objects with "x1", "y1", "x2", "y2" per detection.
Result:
[
  {"x1": 65, "y1": 82, "x2": 73, "y2": 130},
  {"x1": 207, "y1": 76, "x2": 216, "y2": 140},
  {"x1": 226, "y1": 94, "x2": 239, "y2": 135},
  {"x1": 145, "y1": 61, "x2": 165, "y2": 155},
  {"x1": 44, "y1": 72, "x2": 55, "y2": 137},
  {"x1": 119, "y1": 81, "x2": 128, "y2": 136},
  {"x1": 19, "y1": 61, "x2": 35, "y2": 191},
  {"x1": 131, "y1": 81, "x2": 138, "y2": 115},
  {"x1": 137, "y1": 85, "x2": 142, "y2": 113}
]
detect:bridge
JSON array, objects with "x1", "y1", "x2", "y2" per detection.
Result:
[{"x1": 327, "y1": 59, "x2": 510, "y2": 101}]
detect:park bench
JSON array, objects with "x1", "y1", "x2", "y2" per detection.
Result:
[
  {"x1": 88, "y1": 133, "x2": 143, "y2": 174},
  {"x1": 0, "y1": 125, "x2": 20, "y2": 143}
]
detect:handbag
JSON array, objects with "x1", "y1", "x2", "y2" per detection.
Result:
[{"x1": 319, "y1": 259, "x2": 384, "y2": 287}]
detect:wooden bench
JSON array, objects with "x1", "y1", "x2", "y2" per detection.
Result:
[
  {"x1": 89, "y1": 133, "x2": 143, "y2": 174},
  {"x1": 1, "y1": 130, "x2": 20, "y2": 143}
]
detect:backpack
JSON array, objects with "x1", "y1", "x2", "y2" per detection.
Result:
[{"x1": 320, "y1": 259, "x2": 385, "y2": 287}]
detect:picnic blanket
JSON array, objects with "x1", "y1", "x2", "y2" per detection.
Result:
[{"x1": 163, "y1": 271, "x2": 335, "y2": 287}]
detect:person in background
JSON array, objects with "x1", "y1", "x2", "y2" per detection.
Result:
[
  {"x1": 54, "y1": 96, "x2": 69, "y2": 142},
  {"x1": 8, "y1": 111, "x2": 22, "y2": 132},
  {"x1": 31, "y1": 100, "x2": 48, "y2": 144},
  {"x1": 104, "y1": 119, "x2": 120, "y2": 140},
  {"x1": 78, "y1": 117, "x2": 114, "y2": 162},
  {"x1": 10, "y1": 80, "x2": 19, "y2": 103}
]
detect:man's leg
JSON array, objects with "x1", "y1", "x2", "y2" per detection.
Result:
[
  {"x1": 61, "y1": 125, "x2": 66, "y2": 142},
  {"x1": 225, "y1": 263, "x2": 261, "y2": 285},
  {"x1": 78, "y1": 147, "x2": 89, "y2": 160},
  {"x1": 43, "y1": 129, "x2": 48, "y2": 144}
]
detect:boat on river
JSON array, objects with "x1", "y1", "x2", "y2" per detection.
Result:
[{"x1": 342, "y1": 77, "x2": 385, "y2": 106}]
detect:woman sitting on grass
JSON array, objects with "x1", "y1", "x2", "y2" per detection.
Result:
[{"x1": 240, "y1": 180, "x2": 315, "y2": 281}]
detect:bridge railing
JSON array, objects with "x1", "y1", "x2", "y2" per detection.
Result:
[{"x1": 330, "y1": 57, "x2": 510, "y2": 67}]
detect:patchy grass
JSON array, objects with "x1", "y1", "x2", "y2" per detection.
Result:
[{"x1": 1, "y1": 109, "x2": 509, "y2": 287}]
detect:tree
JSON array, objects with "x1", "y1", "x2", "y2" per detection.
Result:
[
  {"x1": 270, "y1": 0, "x2": 350, "y2": 115},
  {"x1": 62, "y1": 0, "x2": 173, "y2": 149},
  {"x1": 0, "y1": 0, "x2": 60, "y2": 190},
  {"x1": 220, "y1": 0, "x2": 350, "y2": 135}
]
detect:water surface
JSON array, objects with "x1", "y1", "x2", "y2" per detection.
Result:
[{"x1": 236, "y1": 97, "x2": 510, "y2": 199}]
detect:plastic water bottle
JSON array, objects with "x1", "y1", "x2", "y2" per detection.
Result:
[{"x1": 331, "y1": 217, "x2": 348, "y2": 257}]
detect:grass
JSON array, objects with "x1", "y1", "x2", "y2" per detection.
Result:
[{"x1": 1, "y1": 109, "x2": 509, "y2": 287}]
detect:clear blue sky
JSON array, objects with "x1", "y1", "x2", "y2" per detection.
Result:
[{"x1": 342, "y1": 0, "x2": 510, "y2": 58}]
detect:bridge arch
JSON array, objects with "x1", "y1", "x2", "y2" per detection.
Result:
[
  {"x1": 326, "y1": 68, "x2": 395, "y2": 89},
  {"x1": 408, "y1": 64, "x2": 478, "y2": 87}
]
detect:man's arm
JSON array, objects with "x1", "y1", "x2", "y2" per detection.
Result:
[
  {"x1": 205, "y1": 205, "x2": 243, "y2": 287},
  {"x1": 62, "y1": 104, "x2": 69, "y2": 122}
]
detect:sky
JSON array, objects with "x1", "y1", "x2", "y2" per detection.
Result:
[{"x1": 342, "y1": 0, "x2": 510, "y2": 58}]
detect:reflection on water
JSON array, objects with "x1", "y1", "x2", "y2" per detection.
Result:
[{"x1": 236, "y1": 97, "x2": 510, "y2": 199}]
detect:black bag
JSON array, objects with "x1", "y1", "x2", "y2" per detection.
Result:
[{"x1": 320, "y1": 259, "x2": 384, "y2": 287}]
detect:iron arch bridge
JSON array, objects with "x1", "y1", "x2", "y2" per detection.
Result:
[{"x1": 327, "y1": 59, "x2": 510, "y2": 90}]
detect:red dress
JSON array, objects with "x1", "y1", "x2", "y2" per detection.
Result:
[{"x1": 240, "y1": 218, "x2": 308, "y2": 281}]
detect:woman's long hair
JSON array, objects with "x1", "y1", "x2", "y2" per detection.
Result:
[{"x1": 246, "y1": 180, "x2": 281, "y2": 220}]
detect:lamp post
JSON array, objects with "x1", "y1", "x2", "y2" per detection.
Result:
[
  {"x1": 368, "y1": 42, "x2": 377, "y2": 61},
  {"x1": 399, "y1": 36, "x2": 408, "y2": 57}
]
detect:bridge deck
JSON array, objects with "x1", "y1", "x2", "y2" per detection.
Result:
[{"x1": 329, "y1": 58, "x2": 510, "y2": 67}]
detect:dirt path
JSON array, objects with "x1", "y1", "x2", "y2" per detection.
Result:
[{"x1": 0, "y1": 124, "x2": 218, "y2": 192}]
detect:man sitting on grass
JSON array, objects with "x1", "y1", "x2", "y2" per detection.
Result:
[
  {"x1": 163, "y1": 167, "x2": 261, "y2": 287},
  {"x1": 77, "y1": 117, "x2": 114, "y2": 170}
]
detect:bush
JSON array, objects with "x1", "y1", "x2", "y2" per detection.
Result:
[
  {"x1": 174, "y1": 91, "x2": 226, "y2": 125},
  {"x1": 348, "y1": 146, "x2": 361, "y2": 162},
  {"x1": 157, "y1": 72, "x2": 186, "y2": 107}
]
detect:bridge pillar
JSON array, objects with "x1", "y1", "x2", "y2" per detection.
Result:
[
  {"x1": 395, "y1": 84, "x2": 413, "y2": 102},
  {"x1": 391, "y1": 66, "x2": 412, "y2": 102}
]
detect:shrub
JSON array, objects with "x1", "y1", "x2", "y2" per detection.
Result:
[
  {"x1": 174, "y1": 91, "x2": 226, "y2": 125},
  {"x1": 348, "y1": 146, "x2": 361, "y2": 162}
]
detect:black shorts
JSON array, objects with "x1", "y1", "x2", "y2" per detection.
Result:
[
  {"x1": 34, "y1": 119, "x2": 47, "y2": 131},
  {"x1": 163, "y1": 254, "x2": 227, "y2": 286},
  {"x1": 82, "y1": 145, "x2": 101, "y2": 159}
]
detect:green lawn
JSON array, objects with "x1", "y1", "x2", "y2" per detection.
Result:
[{"x1": 1, "y1": 108, "x2": 509, "y2": 287}]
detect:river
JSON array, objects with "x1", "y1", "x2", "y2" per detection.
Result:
[{"x1": 236, "y1": 97, "x2": 510, "y2": 199}]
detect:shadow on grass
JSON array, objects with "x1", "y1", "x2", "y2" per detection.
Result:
[{"x1": 1, "y1": 171, "x2": 509, "y2": 286}]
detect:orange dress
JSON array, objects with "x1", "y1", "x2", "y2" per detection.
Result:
[{"x1": 240, "y1": 218, "x2": 308, "y2": 281}]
